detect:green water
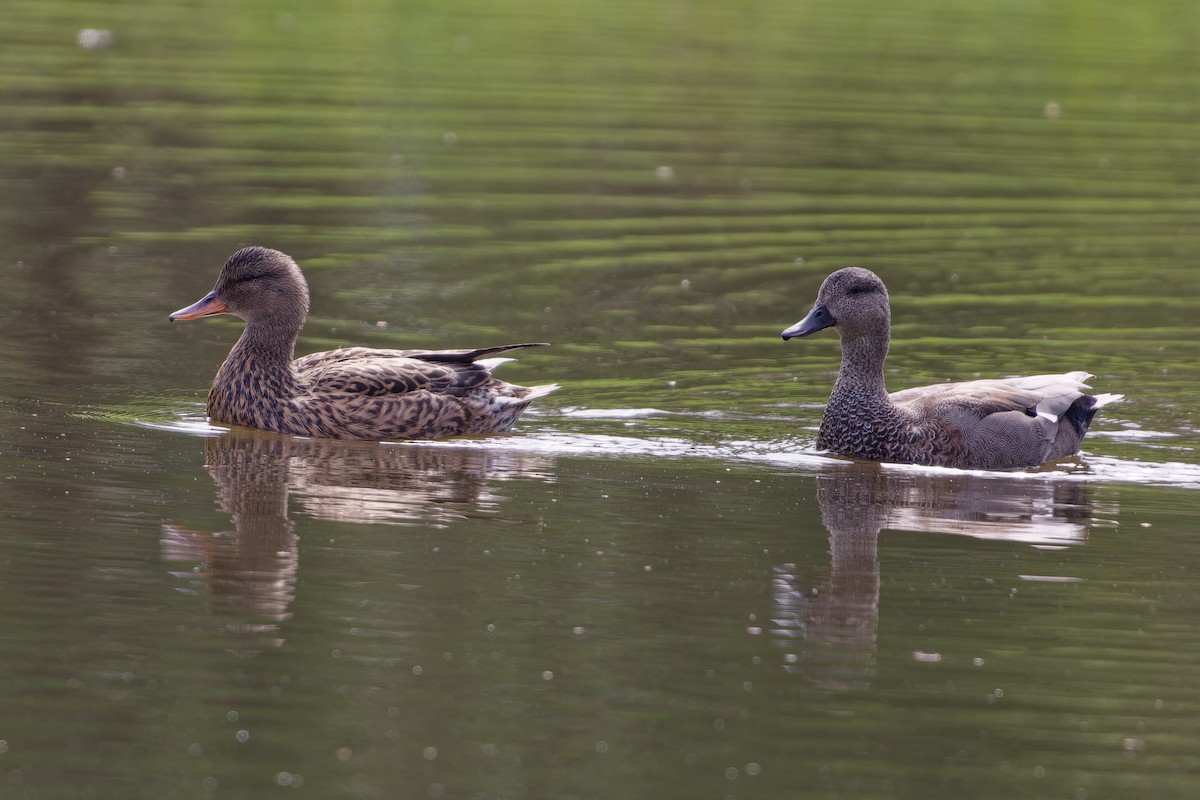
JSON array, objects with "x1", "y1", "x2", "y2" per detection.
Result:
[{"x1": 1, "y1": 0, "x2": 1198, "y2": 798}]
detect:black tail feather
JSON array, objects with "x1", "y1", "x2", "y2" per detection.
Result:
[
  {"x1": 1063, "y1": 394, "x2": 1100, "y2": 438},
  {"x1": 408, "y1": 342, "x2": 550, "y2": 364}
]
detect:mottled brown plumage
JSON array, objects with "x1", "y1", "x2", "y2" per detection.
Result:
[
  {"x1": 781, "y1": 267, "x2": 1122, "y2": 469},
  {"x1": 169, "y1": 247, "x2": 557, "y2": 440}
]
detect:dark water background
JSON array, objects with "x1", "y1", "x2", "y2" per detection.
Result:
[{"x1": 1, "y1": 1, "x2": 1198, "y2": 798}]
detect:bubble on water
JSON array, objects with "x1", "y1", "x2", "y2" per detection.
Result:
[
  {"x1": 77, "y1": 29, "x2": 113, "y2": 49},
  {"x1": 655, "y1": 165, "x2": 674, "y2": 180}
]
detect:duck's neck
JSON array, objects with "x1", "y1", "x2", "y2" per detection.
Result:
[
  {"x1": 831, "y1": 329, "x2": 890, "y2": 405},
  {"x1": 209, "y1": 318, "x2": 302, "y2": 430}
]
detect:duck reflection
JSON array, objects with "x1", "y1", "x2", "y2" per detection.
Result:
[
  {"x1": 161, "y1": 430, "x2": 554, "y2": 651},
  {"x1": 771, "y1": 465, "x2": 1103, "y2": 691}
]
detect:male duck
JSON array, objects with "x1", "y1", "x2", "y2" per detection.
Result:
[
  {"x1": 170, "y1": 247, "x2": 557, "y2": 440},
  {"x1": 781, "y1": 267, "x2": 1121, "y2": 469}
]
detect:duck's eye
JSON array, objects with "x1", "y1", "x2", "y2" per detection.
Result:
[
  {"x1": 234, "y1": 272, "x2": 271, "y2": 285},
  {"x1": 845, "y1": 283, "x2": 873, "y2": 296}
]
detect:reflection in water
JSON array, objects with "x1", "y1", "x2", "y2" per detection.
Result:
[
  {"x1": 161, "y1": 430, "x2": 554, "y2": 652},
  {"x1": 772, "y1": 466, "x2": 1108, "y2": 691}
]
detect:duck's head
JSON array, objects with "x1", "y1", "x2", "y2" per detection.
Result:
[
  {"x1": 781, "y1": 267, "x2": 890, "y2": 341},
  {"x1": 169, "y1": 247, "x2": 310, "y2": 326}
]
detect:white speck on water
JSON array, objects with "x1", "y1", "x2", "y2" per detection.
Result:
[{"x1": 77, "y1": 29, "x2": 113, "y2": 49}]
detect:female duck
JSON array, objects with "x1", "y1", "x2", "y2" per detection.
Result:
[
  {"x1": 170, "y1": 247, "x2": 557, "y2": 440},
  {"x1": 781, "y1": 267, "x2": 1121, "y2": 469}
]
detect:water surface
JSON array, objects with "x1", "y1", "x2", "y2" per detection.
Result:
[{"x1": 1, "y1": 0, "x2": 1198, "y2": 798}]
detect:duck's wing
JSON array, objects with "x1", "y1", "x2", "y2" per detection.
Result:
[
  {"x1": 891, "y1": 372, "x2": 1094, "y2": 422},
  {"x1": 295, "y1": 342, "x2": 547, "y2": 370},
  {"x1": 284, "y1": 344, "x2": 556, "y2": 439},
  {"x1": 294, "y1": 343, "x2": 551, "y2": 398}
]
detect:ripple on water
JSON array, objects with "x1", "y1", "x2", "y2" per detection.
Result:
[{"x1": 134, "y1": 407, "x2": 1200, "y2": 489}]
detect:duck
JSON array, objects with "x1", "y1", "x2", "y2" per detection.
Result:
[
  {"x1": 781, "y1": 267, "x2": 1122, "y2": 469},
  {"x1": 169, "y1": 246, "x2": 558, "y2": 440}
]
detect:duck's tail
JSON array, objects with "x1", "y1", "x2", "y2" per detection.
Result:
[
  {"x1": 1065, "y1": 392, "x2": 1123, "y2": 436},
  {"x1": 410, "y1": 342, "x2": 551, "y2": 364}
]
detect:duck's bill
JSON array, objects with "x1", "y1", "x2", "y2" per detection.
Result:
[
  {"x1": 169, "y1": 291, "x2": 228, "y2": 321},
  {"x1": 781, "y1": 303, "x2": 835, "y2": 339}
]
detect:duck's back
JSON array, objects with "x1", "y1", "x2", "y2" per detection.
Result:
[{"x1": 284, "y1": 344, "x2": 557, "y2": 439}]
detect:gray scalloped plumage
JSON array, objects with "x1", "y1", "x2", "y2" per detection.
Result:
[{"x1": 782, "y1": 267, "x2": 1121, "y2": 469}]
